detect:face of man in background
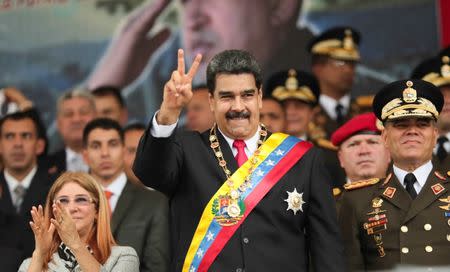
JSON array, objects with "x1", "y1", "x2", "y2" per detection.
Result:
[
  {"x1": 83, "y1": 128, "x2": 124, "y2": 186},
  {"x1": 186, "y1": 88, "x2": 215, "y2": 132},
  {"x1": 260, "y1": 98, "x2": 285, "y2": 133},
  {"x1": 312, "y1": 58, "x2": 356, "y2": 98},
  {"x1": 284, "y1": 99, "x2": 314, "y2": 137},
  {"x1": 94, "y1": 95, "x2": 128, "y2": 126},
  {"x1": 123, "y1": 128, "x2": 144, "y2": 184},
  {"x1": 338, "y1": 134, "x2": 390, "y2": 182},
  {"x1": 57, "y1": 97, "x2": 96, "y2": 150},
  {"x1": 382, "y1": 118, "x2": 438, "y2": 169},
  {"x1": 182, "y1": 0, "x2": 287, "y2": 83},
  {"x1": 0, "y1": 118, "x2": 44, "y2": 176},
  {"x1": 437, "y1": 87, "x2": 450, "y2": 134}
]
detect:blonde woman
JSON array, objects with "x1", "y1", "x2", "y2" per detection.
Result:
[{"x1": 19, "y1": 172, "x2": 139, "y2": 271}]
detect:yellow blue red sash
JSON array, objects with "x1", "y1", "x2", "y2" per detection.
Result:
[{"x1": 182, "y1": 133, "x2": 313, "y2": 272}]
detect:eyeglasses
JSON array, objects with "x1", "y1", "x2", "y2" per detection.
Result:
[
  {"x1": 54, "y1": 195, "x2": 96, "y2": 207},
  {"x1": 328, "y1": 59, "x2": 356, "y2": 68}
]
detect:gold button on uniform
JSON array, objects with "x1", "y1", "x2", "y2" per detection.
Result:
[
  {"x1": 424, "y1": 224, "x2": 432, "y2": 231},
  {"x1": 400, "y1": 226, "x2": 408, "y2": 233},
  {"x1": 425, "y1": 246, "x2": 433, "y2": 252},
  {"x1": 401, "y1": 247, "x2": 409, "y2": 254},
  {"x1": 447, "y1": 234, "x2": 450, "y2": 242}
]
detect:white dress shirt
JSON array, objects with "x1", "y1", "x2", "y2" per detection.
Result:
[
  {"x1": 5, "y1": 166, "x2": 37, "y2": 205},
  {"x1": 102, "y1": 172, "x2": 127, "y2": 213},
  {"x1": 393, "y1": 160, "x2": 433, "y2": 195},
  {"x1": 66, "y1": 147, "x2": 89, "y2": 172},
  {"x1": 319, "y1": 94, "x2": 351, "y2": 120}
]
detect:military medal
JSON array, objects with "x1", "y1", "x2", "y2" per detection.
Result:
[
  {"x1": 364, "y1": 197, "x2": 388, "y2": 257},
  {"x1": 284, "y1": 188, "x2": 305, "y2": 215}
]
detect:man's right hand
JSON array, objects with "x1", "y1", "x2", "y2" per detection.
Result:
[
  {"x1": 88, "y1": 0, "x2": 171, "y2": 89},
  {"x1": 157, "y1": 49, "x2": 202, "y2": 125}
]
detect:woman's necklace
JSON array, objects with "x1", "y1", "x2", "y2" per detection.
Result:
[{"x1": 208, "y1": 123, "x2": 268, "y2": 225}]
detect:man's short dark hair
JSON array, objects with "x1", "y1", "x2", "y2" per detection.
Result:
[
  {"x1": 91, "y1": 86, "x2": 126, "y2": 108},
  {"x1": 206, "y1": 50, "x2": 262, "y2": 94},
  {"x1": 83, "y1": 118, "x2": 124, "y2": 147},
  {"x1": 0, "y1": 111, "x2": 39, "y2": 136},
  {"x1": 124, "y1": 122, "x2": 146, "y2": 134}
]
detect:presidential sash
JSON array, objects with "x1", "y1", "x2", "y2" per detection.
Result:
[{"x1": 182, "y1": 133, "x2": 313, "y2": 272}]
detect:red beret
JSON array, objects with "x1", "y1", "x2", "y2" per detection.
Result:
[{"x1": 331, "y1": 113, "x2": 381, "y2": 146}]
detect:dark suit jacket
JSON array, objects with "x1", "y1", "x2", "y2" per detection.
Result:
[
  {"x1": 112, "y1": 180, "x2": 170, "y2": 272},
  {"x1": 0, "y1": 167, "x2": 55, "y2": 272},
  {"x1": 45, "y1": 149, "x2": 67, "y2": 177},
  {"x1": 339, "y1": 169, "x2": 450, "y2": 271},
  {"x1": 432, "y1": 154, "x2": 449, "y2": 173},
  {"x1": 134, "y1": 126, "x2": 345, "y2": 272}
]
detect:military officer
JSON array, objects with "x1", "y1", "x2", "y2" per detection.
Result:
[
  {"x1": 411, "y1": 48, "x2": 450, "y2": 172},
  {"x1": 308, "y1": 26, "x2": 373, "y2": 139},
  {"x1": 330, "y1": 112, "x2": 391, "y2": 202},
  {"x1": 339, "y1": 79, "x2": 450, "y2": 271}
]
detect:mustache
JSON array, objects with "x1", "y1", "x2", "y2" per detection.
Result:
[{"x1": 226, "y1": 111, "x2": 250, "y2": 119}]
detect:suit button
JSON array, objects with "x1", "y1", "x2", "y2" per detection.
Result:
[
  {"x1": 243, "y1": 237, "x2": 249, "y2": 244},
  {"x1": 401, "y1": 247, "x2": 409, "y2": 254},
  {"x1": 400, "y1": 226, "x2": 408, "y2": 233},
  {"x1": 425, "y1": 246, "x2": 433, "y2": 252},
  {"x1": 447, "y1": 234, "x2": 450, "y2": 242},
  {"x1": 236, "y1": 268, "x2": 243, "y2": 272},
  {"x1": 424, "y1": 224, "x2": 432, "y2": 231}
]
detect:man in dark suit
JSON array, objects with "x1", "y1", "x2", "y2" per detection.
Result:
[
  {"x1": 411, "y1": 48, "x2": 450, "y2": 172},
  {"x1": 82, "y1": 118, "x2": 169, "y2": 272},
  {"x1": 134, "y1": 49, "x2": 345, "y2": 271},
  {"x1": 339, "y1": 79, "x2": 450, "y2": 270},
  {"x1": 47, "y1": 89, "x2": 97, "y2": 176},
  {"x1": 0, "y1": 111, "x2": 56, "y2": 272}
]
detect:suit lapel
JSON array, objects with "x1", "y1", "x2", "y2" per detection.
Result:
[
  {"x1": 111, "y1": 181, "x2": 135, "y2": 233},
  {"x1": 19, "y1": 167, "x2": 50, "y2": 216},
  {"x1": 378, "y1": 173, "x2": 412, "y2": 212},
  {"x1": 404, "y1": 170, "x2": 449, "y2": 223},
  {"x1": 0, "y1": 173, "x2": 14, "y2": 214}
]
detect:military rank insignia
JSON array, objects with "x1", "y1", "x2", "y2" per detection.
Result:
[
  {"x1": 438, "y1": 196, "x2": 450, "y2": 226},
  {"x1": 383, "y1": 187, "x2": 396, "y2": 198},
  {"x1": 431, "y1": 183, "x2": 445, "y2": 195},
  {"x1": 364, "y1": 197, "x2": 387, "y2": 257}
]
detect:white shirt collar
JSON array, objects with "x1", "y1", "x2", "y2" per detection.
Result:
[
  {"x1": 5, "y1": 165, "x2": 38, "y2": 202},
  {"x1": 319, "y1": 94, "x2": 351, "y2": 120},
  {"x1": 393, "y1": 160, "x2": 433, "y2": 194},
  {"x1": 102, "y1": 172, "x2": 127, "y2": 212},
  {"x1": 65, "y1": 147, "x2": 89, "y2": 172},
  {"x1": 218, "y1": 126, "x2": 261, "y2": 157}
]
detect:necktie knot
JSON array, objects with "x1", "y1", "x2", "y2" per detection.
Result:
[
  {"x1": 335, "y1": 103, "x2": 344, "y2": 124},
  {"x1": 13, "y1": 184, "x2": 26, "y2": 213},
  {"x1": 104, "y1": 190, "x2": 113, "y2": 200},
  {"x1": 404, "y1": 173, "x2": 418, "y2": 199},
  {"x1": 233, "y1": 140, "x2": 248, "y2": 167},
  {"x1": 437, "y1": 136, "x2": 448, "y2": 144}
]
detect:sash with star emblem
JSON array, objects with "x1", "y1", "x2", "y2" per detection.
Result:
[{"x1": 183, "y1": 133, "x2": 312, "y2": 272}]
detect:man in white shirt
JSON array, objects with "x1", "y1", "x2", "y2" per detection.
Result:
[
  {"x1": 48, "y1": 90, "x2": 96, "y2": 176},
  {"x1": 0, "y1": 111, "x2": 56, "y2": 272},
  {"x1": 339, "y1": 79, "x2": 449, "y2": 271},
  {"x1": 82, "y1": 118, "x2": 169, "y2": 272}
]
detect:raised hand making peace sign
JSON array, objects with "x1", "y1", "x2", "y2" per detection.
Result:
[{"x1": 157, "y1": 49, "x2": 202, "y2": 125}]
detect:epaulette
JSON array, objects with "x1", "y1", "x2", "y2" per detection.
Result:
[
  {"x1": 344, "y1": 178, "x2": 380, "y2": 191},
  {"x1": 355, "y1": 95, "x2": 374, "y2": 108},
  {"x1": 333, "y1": 187, "x2": 342, "y2": 197},
  {"x1": 316, "y1": 138, "x2": 338, "y2": 151}
]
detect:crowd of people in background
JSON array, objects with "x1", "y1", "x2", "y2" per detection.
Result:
[{"x1": 0, "y1": 19, "x2": 449, "y2": 272}]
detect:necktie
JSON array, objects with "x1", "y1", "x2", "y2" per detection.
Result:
[
  {"x1": 233, "y1": 140, "x2": 248, "y2": 167},
  {"x1": 404, "y1": 173, "x2": 418, "y2": 199},
  {"x1": 335, "y1": 103, "x2": 344, "y2": 124},
  {"x1": 436, "y1": 136, "x2": 448, "y2": 162},
  {"x1": 13, "y1": 184, "x2": 26, "y2": 213},
  {"x1": 104, "y1": 190, "x2": 113, "y2": 217}
]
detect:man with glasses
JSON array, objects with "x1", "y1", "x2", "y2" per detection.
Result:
[
  {"x1": 308, "y1": 26, "x2": 371, "y2": 139},
  {"x1": 0, "y1": 111, "x2": 57, "y2": 272}
]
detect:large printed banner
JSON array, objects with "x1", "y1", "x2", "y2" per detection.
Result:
[{"x1": 0, "y1": 0, "x2": 441, "y2": 135}]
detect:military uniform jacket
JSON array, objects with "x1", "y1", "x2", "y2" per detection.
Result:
[
  {"x1": 133, "y1": 125, "x2": 346, "y2": 272},
  {"x1": 339, "y1": 169, "x2": 450, "y2": 271}
]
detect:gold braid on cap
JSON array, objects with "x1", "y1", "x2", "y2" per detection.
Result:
[
  {"x1": 381, "y1": 81, "x2": 439, "y2": 121},
  {"x1": 311, "y1": 29, "x2": 360, "y2": 61},
  {"x1": 422, "y1": 55, "x2": 450, "y2": 87},
  {"x1": 272, "y1": 69, "x2": 316, "y2": 103}
]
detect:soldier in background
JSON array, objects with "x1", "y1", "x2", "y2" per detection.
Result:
[
  {"x1": 411, "y1": 47, "x2": 450, "y2": 172},
  {"x1": 339, "y1": 79, "x2": 449, "y2": 271},
  {"x1": 260, "y1": 97, "x2": 285, "y2": 133},
  {"x1": 308, "y1": 26, "x2": 373, "y2": 138}
]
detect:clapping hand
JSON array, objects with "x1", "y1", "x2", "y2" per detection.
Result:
[
  {"x1": 158, "y1": 49, "x2": 202, "y2": 124},
  {"x1": 30, "y1": 205, "x2": 55, "y2": 257},
  {"x1": 51, "y1": 202, "x2": 83, "y2": 250}
]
